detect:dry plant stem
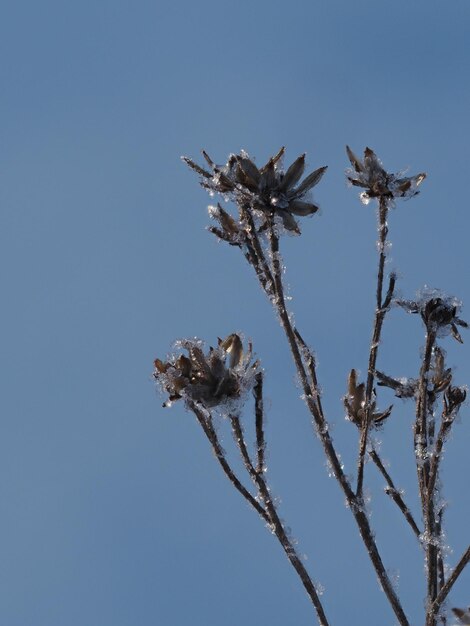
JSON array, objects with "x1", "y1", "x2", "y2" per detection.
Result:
[
  {"x1": 356, "y1": 198, "x2": 393, "y2": 499},
  {"x1": 427, "y1": 406, "x2": 453, "y2": 512},
  {"x1": 229, "y1": 414, "x2": 330, "y2": 626},
  {"x1": 241, "y1": 208, "x2": 276, "y2": 299},
  {"x1": 430, "y1": 546, "x2": 470, "y2": 623},
  {"x1": 425, "y1": 405, "x2": 462, "y2": 626},
  {"x1": 190, "y1": 401, "x2": 270, "y2": 524},
  {"x1": 436, "y1": 509, "x2": 445, "y2": 593},
  {"x1": 253, "y1": 373, "x2": 266, "y2": 473},
  {"x1": 243, "y1": 241, "x2": 273, "y2": 296},
  {"x1": 416, "y1": 331, "x2": 439, "y2": 610},
  {"x1": 369, "y1": 448, "x2": 421, "y2": 539},
  {"x1": 416, "y1": 330, "x2": 436, "y2": 500},
  {"x1": 264, "y1": 221, "x2": 410, "y2": 626}
]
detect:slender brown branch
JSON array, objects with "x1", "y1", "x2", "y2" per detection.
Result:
[
  {"x1": 356, "y1": 198, "x2": 394, "y2": 499},
  {"x1": 370, "y1": 449, "x2": 421, "y2": 539},
  {"x1": 253, "y1": 372, "x2": 266, "y2": 473},
  {"x1": 416, "y1": 331, "x2": 436, "y2": 502},
  {"x1": 241, "y1": 208, "x2": 276, "y2": 300},
  {"x1": 243, "y1": 239, "x2": 273, "y2": 296},
  {"x1": 293, "y1": 328, "x2": 328, "y2": 425},
  {"x1": 190, "y1": 402, "x2": 270, "y2": 524},
  {"x1": 230, "y1": 414, "x2": 331, "y2": 626},
  {"x1": 264, "y1": 220, "x2": 410, "y2": 626},
  {"x1": 425, "y1": 400, "x2": 456, "y2": 625},
  {"x1": 230, "y1": 415, "x2": 258, "y2": 481},
  {"x1": 209, "y1": 210, "x2": 410, "y2": 625},
  {"x1": 430, "y1": 545, "x2": 470, "y2": 622},
  {"x1": 436, "y1": 508, "x2": 446, "y2": 594},
  {"x1": 416, "y1": 331, "x2": 438, "y2": 608},
  {"x1": 427, "y1": 408, "x2": 453, "y2": 511}
]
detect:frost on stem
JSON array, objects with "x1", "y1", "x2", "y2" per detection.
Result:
[
  {"x1": 183, "y1": 147, "x2": 327, "y2": 235},
  {"x1": 386, "y1": 568, "x2": 400, "y2": 594},
  {"x1": 154, "y1": 333, "x2": 259, "y2": 410},
  {"x1": 346, "y1": 145, "x2": 426, "y2": 204},
  {"x1": 325, "y1": 455, "x2": 344, "y2": 479}
]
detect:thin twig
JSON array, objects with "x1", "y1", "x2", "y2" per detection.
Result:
[
  {"x1": 253, "y1": 372, "x2": 266, "y2": 473},
  {"x1": 241, "y1": 207, "x2": 276, "y2": 300},
  {"x1": 230, "y1": 414, "x2": 331, "y2": 626},
  {"x1": 370, "y1": 448, "x2": 421, "y2": 539},
  {"x1": 263, "y1": 220, "x2": 410, "y2": 626},
  {"x1": 356, "y1": 198, "x2": 394, "y2": 499},
  {"x1": 190, "y1": 402, "x2": 270, "y2": 524},
  {"x1": 293, "y1": 328, "x2": 327, "y2": 423},
  {"x1": 425, "y1": 401, "x2": 455, "y2": 625},
  {"x1": 243, "y1": 239, "x2": 273, "y2": 296},
  {"x1": 416, "y1": 331, "x2": 438, "y2": 608},
  {"x1": 416, "y1": 331, "x2": 436, "y2": 502},
  {"x1": 427, "y1": 408, "x2": 453, "y2": 511},
  {"x1": 430, "y1": 546, "x2": 470, "y2": 622},
  {"x1": 436, "y1": 508, "x2": 446, "y2": 594}
]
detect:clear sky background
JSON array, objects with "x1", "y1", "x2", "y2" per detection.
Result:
[{"x1": 1, "y1": 1, "x2": 470, "y2": 625}]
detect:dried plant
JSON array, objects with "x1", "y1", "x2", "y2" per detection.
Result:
[{"x1": 155, "y1": 146, "x2": 469, "y2": 626}]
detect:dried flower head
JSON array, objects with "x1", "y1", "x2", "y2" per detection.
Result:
[
  {"x1": 346, "y1": 146, "x2": 426, "y2": 205},
  {"x1": 183, "y1": 148, "x2": 327, "y2": 234},
  {"x1": 154, "y1": 334, "x2": 259, "y2": 409},
  {"x1": 444, "y1": 385, "x2": 467, "y2": 415},
  {"x1": 397, "y1": 290, "x2": 468, "y2": 343},
  {"x1": 344, "y1": 369, "x2": 393, "y2": 427}
]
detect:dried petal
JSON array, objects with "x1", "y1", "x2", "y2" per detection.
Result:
[
  {"x1": 279, "y1": 154, "x2": 305, "y2": 192},
  {"x1": 288, "y1": 200, "x2": 319, "y2": 216},
  {"x1": 451, "y1": 323, "x2": 463, "y2": 343},
  {"x1": 372, "y1": 405, "x2": 393, "y2": 425},
  {"x1": 237, "y1": 156, "x2": 260, "y2": 185},
  {"x1": 346, "y1": 146, "x2": 365, "y2": 173},
  {"x1": 260, "y1": 147, "x2": 285, "y2": 173},
  {"x1": 154, "y1": 358, "x2": 168, "y2": 374},
  {"x1": 213, "y1": 204, "x2": 240, "y2": 235},
  {"x1": 294, "y1": 166, "x2": 328, "y2": 196},
  {"x1": 259, "y1": 158, "x2": 276, "y2": 190},
  {"x1": 279, "y1": 210, "x2": 300, "y2": 234},
  {"x1": 202, "y1": 150, "x2": 215, "y2": 169},
  {"x1": 220, "y1": 333, "x2": 243, "y2": 368},
  {"x1": 182, "y1": 156, "x2": 212, "y2": 178}
]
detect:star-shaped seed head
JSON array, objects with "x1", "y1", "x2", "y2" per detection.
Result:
[
  {"x1": 346, "y1": 146, "x2": 426, "y2": 205},
  {"x1": 183, "y1": 148, "x2": 327, "y2": 234}
]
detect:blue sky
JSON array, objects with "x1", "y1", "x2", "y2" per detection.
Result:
[{"x1": 1, "y1": 1, "x2": 470, "y2": 624}]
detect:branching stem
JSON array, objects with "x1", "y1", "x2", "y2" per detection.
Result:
[
  {"x1": 263, "y1": 219, "x2": 410, "y2": 626},
  {"x1": 357, "y1": 198, "x2": 394, "y2": 498},
  {"x1": 430, "y1": 545, "x2": 470, "y2": 624},
  {"x1": 190, "y1": 402, "x2": 270, "y2": 524},
  {"x1": 370, "y1": 448, "x2": 421, "y2": 539},
  {"x1": 230, "y1": 414, "x2": 330, "y2": 626},
  {"x1": 416, "y1": 331, "x2": 438, "y2": 612}
]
